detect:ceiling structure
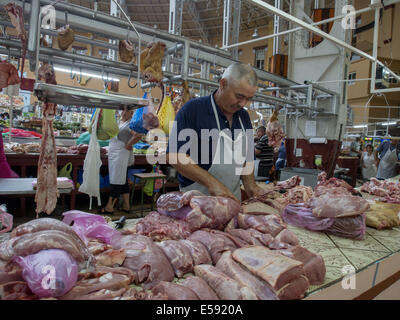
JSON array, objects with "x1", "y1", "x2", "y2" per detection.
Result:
[{"x1": 69, "y1": 0, "x2": 290, "y2": 45}]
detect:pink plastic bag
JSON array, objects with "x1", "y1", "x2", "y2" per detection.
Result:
[
  {"x1": 0, "y1": 206, "x2": 13, "y2": 233},
  {"x1": 13, "y1": 249, "x2": 78, "y2": 298},
  {"x1": 282, "y1": 203, "x2": 366, "y2": 240},
  {"x1": 62, "y1": 210, "x2": 121, "y2": 245}
]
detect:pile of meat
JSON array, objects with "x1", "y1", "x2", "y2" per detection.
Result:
[
  {"x1": 361, "y1": 178, "x2": 400, "y2": 204},
  {"x1": 279, "y1": 172, "x2": 370, "y2": 239},
  {"x1": 4, "y1": 143, "x2": 107, "y2": 156},
  {"x1": 275, "y1": 175, "x2": 302, "y2": 190},
  {"x1": 266, "y1": 110, "x2": 284, "y2": 150}
]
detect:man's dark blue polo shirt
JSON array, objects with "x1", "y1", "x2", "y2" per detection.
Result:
[{"x1": 166, "y1": 91, "x2": 254, "y2": 188}]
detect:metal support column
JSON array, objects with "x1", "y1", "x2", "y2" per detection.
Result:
[
  {"x1": 108, "y1": 0, "x2": 118, "y2": 62},
  {"x1": 231, "y1": 0, "x2": 241, "y2": 60},
  {"x1": 273, "y1": 0, "x2": 282, "y2": 56},
  {"x1": 169, "y1": 0, "x2": 183, "y2": 36},
  {"x1": 222, "y1": 0, "x2": 232, "y2": 49}
]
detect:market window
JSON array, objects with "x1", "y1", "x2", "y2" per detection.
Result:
[
  {"x1": 253, "y1": 47, "x2": 267, "y2": 70},
  {"x1": 348, "y1": 72, "x2": 356, "y2": 85}
]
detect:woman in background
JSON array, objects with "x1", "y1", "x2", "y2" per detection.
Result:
[
  {"x1": 361, "y1": 144, "x2": 377, "y2": 181},
  {"x1": 100, "y1": 108, "x2": 142, "y2": 214}
]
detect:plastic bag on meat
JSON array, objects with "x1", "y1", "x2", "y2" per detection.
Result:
[
  {"x1": 0, "y1": 205, "x2": 13, "y2": 233},
  {"x1": 130, "y1": 92, "x2": 159, "y2": 134},
  {"x1": 13, "y1": 249, "x2": 78, "y2": 298},
  {"x1": 62, "y1": 210, "x2": 121, "y2": 245},
  {"x1": 282, "y1": 204, "x2": 366, "y2": 239},
  {"x1": 266, "y1": 110, "x2": 284, "y2": 150}
]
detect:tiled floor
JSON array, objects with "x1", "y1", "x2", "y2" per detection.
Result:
[{"x1": 287, "y1": 224, "x2": 400, "y2": 296}]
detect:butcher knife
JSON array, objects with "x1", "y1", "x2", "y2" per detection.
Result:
[{"x1": 115, "y1": 216, "x2": 126, "y2": 229}]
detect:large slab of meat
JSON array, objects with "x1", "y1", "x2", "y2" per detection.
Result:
[
  {"x1": 188, "y1": 230, "x2": 237, "y2": 264},
  {"x1": 237, "y1": 213, "x2": 286, "y2": 237},
  {"x1": 35, "y1": 102, "x2": 59, "y2": 216},
  {"x1": 309, "y1": 193, "x2": 370, "y2": 218},
  {"x1": 0, "y1": 230, "x2": 90, "y2": 265},
  {"x1": 157, "y1": 240, "x2": 194, "y2": 278},
  {"x1": 134, "y1": 211, "x2": 191, "y2": 241},
  {"x1": 194, "y1": 264, "x2": 258, "y2": 300},
  {"x1": 151, "y1": 281, "x2": 199, "y2": 300},
  {"x1": 232, "y1": 246, "x2": 309, "y2": 300},
  {"x1": 365, "y1": 201, "x2": 400, "y2": 229},
  {"x1": 112, "y1": 234, "x2": 174, "y2": 289},
  {"x1": 179, "y1": 240, "x2": 212, "y2": 265},
  {"x1": 361, "y1": 178, "x2": 400, "y2": 204},
  {"x1": 179, "y1": 276, "x2": 219, "y2": 300},
  {"x1": 216, "y1": 251, "x2": 277, "y2": 300},
  {"x1": 278, "y1": 246, "x2": 326, "y2": 285},
  {"x1": 266, "y1": 110, "x2": 284, "y2": 150},
  {"x1": 240, "y1": 200, "x2": 279, "y2": 216},
  {"x1": 226, "y1": 228, "x2": 274, "y2": 247},
  {"x1": 314, "y1": 176, "x2": 356, "y2": 197},
  {"x1": 157, "y1": 191, "x2": 241, "y2": 232}
]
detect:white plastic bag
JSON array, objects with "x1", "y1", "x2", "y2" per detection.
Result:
[{"x1": 78, "y1": 110, "x2": 102, "y2": 209}]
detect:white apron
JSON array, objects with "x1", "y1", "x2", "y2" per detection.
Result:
[
  {"x1": 180, "y1": 95, "x2": 247, "y2": 201},
  {"x1": 108, "y1": 120, "x2": 134, "y2": 185},
  {"x1": 361, "y1": 152, "x2": 377, "y2": 180},
  {"x1": 377, "y1": 147, "x2": 397, "y2": 179}
]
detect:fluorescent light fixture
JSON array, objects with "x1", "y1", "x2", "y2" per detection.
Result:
[
  {"x1": 353, "y1": 124, "x2": 368, "y2": 128},
  {"x1": 53, "y1": 66, "x2": 120, "y2": 82},
  {"x1": 381, "y1": 121, "x2": 397, "y2": 126}
]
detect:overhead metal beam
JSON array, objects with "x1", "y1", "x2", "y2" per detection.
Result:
[
  {"x1": 184, "y1": 0, "x2": 210, "y2": 43},
  {"x1": 222, "y1": 0, "x2": 232, "y2": 49},
  {"x1": 247, "y1": 0, "x2": 400, "y2": 82}
]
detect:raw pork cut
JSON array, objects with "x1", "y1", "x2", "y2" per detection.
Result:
[
  {"x1": 180, "y1": 276, "x2": 219, "y2": 300},
  {"x1": 278, "y1": 246, "x2": 326, "y2": 285},
  {"x1": 314, "y1": 177, "x2": 356, "y2": 196},
  {"x1": 135, "y1": 211, "x2": 191, "y2": 241},
  {"x1": 268, "y1": 229, "x2": 299, "y2": 250},
  {"x1": 0, "y1": 261, "x2": 23, "y2": 285},
  {"x1": 240, "y1": 200, "x2": 279, "y2": 216},
  {"x1": 194, "y1": 264, "x2": 258, "y2": 300},
  {"x1": 94, "y1": 249, "x2": 126, "y2": 267},
  {"x1": 216, "y1": 251, "x2": 277, "y2": 300},
  {"x1": 0, "y1": 281, "x2": 36, "y2": 300},
  {"x1": 157, "y1": 240, "x2": 194, "y2": 277},
  {"x1": 309, "y1": 193, "x2": 370, "y2": 218},
  {"x1": 361, "y1": 178, "x2": 400, "y2": 204},
  {"x1": 72, "y1": 288, "x2": 127, "y2": 300},
  {"x1": 78, "y1": 265, "x2": 134, "y2": 283},
  {"x1": 226, "y1": 228, "x2": 274, "y2": 247},
  {"x1": 59, "y1": 273, "x2": 131, "y2": 300},
  {"x1": 152, "y1": 281, "x2": 199, "y2": 300},
  {"x1": 188, "y1": 230, "x2": 237, "y2": 264},
  {"x1": 237, "y1": 213, "x2": 285, "y2": 237},
  {"x1": 112, "y1": 234, "x2": 174, "y2": 289},
  {"x1": 179, "y1": 240, "x2": 212, "y2": 265},
  {"x1": 232, "y1": 246, "x2": 309, "y2": 300},
  {"x1": 35, "y1": 102, "x2": 59, "y2": 216},
  {"x1": 0, "y1": 230, "x2": 91, "y2": 265},
  {"x1": 276, "y1": 176, "x2": 302, "y2": 190}
]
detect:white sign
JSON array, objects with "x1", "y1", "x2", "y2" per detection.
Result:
[
  {"x1": 296, "y1": 148, "x2": 302, "y2": 157},
  {"x1": 305, "y1": 120, "x2": 317, "y2": 137}
]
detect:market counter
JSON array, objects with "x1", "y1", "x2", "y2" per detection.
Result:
[{"x1": 5, "y1": 153, "x2": 154, "y2": 213}]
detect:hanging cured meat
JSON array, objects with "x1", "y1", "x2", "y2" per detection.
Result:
[
  {"x1": 119, "y1": 40, "x2": 135, "y2": 63},
  {"x1": 35, "y1": 102, "x2": 59, "y2": 217},
  {"x1": 266, "y1": 110, "x2": 284, "y2": 150},
  {"x1": 0, "y1": 60, "x2": 20, "y2": 91},
  {"x1": 57, "y1": 25, "x2": 75, "y2": 51},
  {"x1": 140, "y1": 41, "x2": 166, "y2": 83},
  {"x1": 4, "y1": 3, "x2": 26, "y2": 81}
]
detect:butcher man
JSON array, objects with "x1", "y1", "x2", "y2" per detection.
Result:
[
  {"x1": 375, "y1": 137, "x2": 400, "y2": 180},
  {"x1": 167, "y1": 62, "x2": 265, "y2": 202}
]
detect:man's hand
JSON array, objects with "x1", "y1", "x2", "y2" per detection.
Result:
[
  {"x1": 246, "y1": 184, "x2": 267, "y2": 198},
  {"x1": 208, "y1": 182, "x2": 239, "y2": 202}
]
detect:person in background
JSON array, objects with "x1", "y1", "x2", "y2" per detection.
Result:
[
  {"x1": 361, "y1": 144, "x2": 377, "y2": 181},
  {"x1": 375, "y1": 138, "x2": 400, "y2": 180},
  {"x1": 349, "y1": 136, "x2": 361, "y2": 157},
  {"x1": 99, "y1": 108, "x2": 142, "y2": 214},
  {"x1": 254, "y1": 125, "x2": 275, "y2": 179},
  {"x1": 275, "y1": 139, "x2": 287, "y2": 171}
]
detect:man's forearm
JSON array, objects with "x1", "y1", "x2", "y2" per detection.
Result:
[{"x1": 168, "y1": 153, "x2": 219, "y2": 189}]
